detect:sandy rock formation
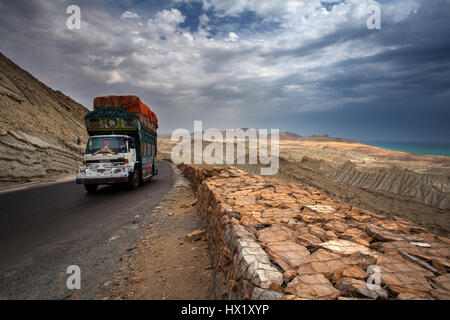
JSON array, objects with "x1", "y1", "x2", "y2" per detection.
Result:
[
  {"x1": 0, "y1": 53, "x2": 88, "y2": 189},
  {"x1": 279, "y1": 138, "x2": 450, "y2": 209}
]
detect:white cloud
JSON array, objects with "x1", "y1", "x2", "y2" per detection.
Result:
[
  {"x1": 120, "y1": 10, "x2": 140, "y2": 20},
  {"x1": 155, "y1": 8, "x2": 185, "y2": 25},
  {"x1": 106, "y1": 70, "x2": 125, "y2": 84},
  {"x1": 225, "y1": 32, "x2": 239, "y2": 42}
]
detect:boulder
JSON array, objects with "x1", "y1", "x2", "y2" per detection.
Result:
[
  {"x1": 285, "y1": 274, "x2": 340, "y2": 300},
  {"x1": 333, "y1": 265, "x2": 368, "y2": 282},
  {"x1": 320, "y1": 239, "x2": 378, "y2": 258},
  {"x1": 185, "y1": 230, "x2": 205, "y2": 241},
  {"x1": 365, "y1": 223, "x2": 404, "y2": 242}
]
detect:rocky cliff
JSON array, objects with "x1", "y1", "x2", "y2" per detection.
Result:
[
  {"x1": 279, "y1": 140, "x2": 450, "y2": 209},
  {"x1": 0, "y1": 53, "x2": 89, "y2": 189},
  {"x1": 328, "y1": 161, "x2": 450, "y2": 209}
]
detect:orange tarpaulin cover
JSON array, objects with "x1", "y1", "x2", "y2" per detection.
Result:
[{"x1": 93, "y1": 95, "x2": 158, "y2": 130}]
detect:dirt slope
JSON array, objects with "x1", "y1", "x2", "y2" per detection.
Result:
[
  {"x1": 279, "y1": 140, "x2": 450, "y2": 209},
  {"x1": 0, "y1": 52, "x2": 89, "y2": 189}
]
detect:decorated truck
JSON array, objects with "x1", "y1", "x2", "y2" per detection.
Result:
[{"x1": 76, "y1": 95, "x2": 158, "y2": 192}]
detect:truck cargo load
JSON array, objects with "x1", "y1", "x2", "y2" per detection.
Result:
[{"x1": 94, "y1": 95, "x2": 158, "y2": 131}]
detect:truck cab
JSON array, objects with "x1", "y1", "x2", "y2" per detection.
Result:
[{"x1": 76, "y1": 135, "x2": 140, "y2": 192}]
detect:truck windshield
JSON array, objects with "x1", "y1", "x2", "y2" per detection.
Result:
[{"x1": 86, "y1": 137, "x2": 128, "y2": 155}]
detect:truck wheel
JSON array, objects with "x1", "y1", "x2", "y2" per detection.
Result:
[
  {"x1": 128, "y1": 168, "x2": 139, "y2": 190},
  {"x1": 84, "y1": 184, "x2": 98, "y2": 193}
]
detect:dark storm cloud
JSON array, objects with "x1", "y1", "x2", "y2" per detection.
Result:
[{"x1": 0, "y1": 0, "x2": 449, "y2": 141}]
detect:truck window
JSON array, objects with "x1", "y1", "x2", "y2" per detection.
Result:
[{"x1": 86, "y1": 137, "x2": 128, "y2": 155}]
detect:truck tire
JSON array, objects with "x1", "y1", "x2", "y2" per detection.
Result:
[
  {"x1": 128, "y1": 168, "x2": 139, "y2": 190},
  {"x1": 84, "y1": 184, "x2": 98, "y2": 193}
]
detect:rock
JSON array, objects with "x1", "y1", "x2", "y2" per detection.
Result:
[
  {"x1": 430, "y1": 256, "x2": 450, "y2": 273},
  {"x1": 337, "y1": 296, "x2": 370, "y2": 300},
  {"x1": 264, "y1": 241, "x2": 310, "y2": 271},
  {"x1": 358, "y1": 284, "x2": 389, "y2": 300},
  {"x1": 365, "y1": 223, "x2": 403, "y2": 242},
  {"x1": 251, "y1": 287, "x2": 284, "y2": 300},
  {"x1": 287, "y1": 219, "x2": 305, "y2": 229},
  {"x1": 108, "y1": 236, "x2": 119, "y2": 241},
  {"x1": 185, "y1": 230, "x2": 205, "y2": 241},
  {"x1": 324, "y1": 221, "x2": 347, "y2": 234},
  {"x1": 376, "y1": 240, "x2": 419, "y2": 255},
  {"x1": 320, "y1": 240, "x2": 378, "y2": 258},
  {"x1": 285, "y1": 274, "x2": 340, "y2": 300},
  {"x1": 409, "y1": 242, "x2": 431, "y2": 248},
  {"x1": 336, "y1": 277, "x2": 387, "y2": 299},
  {"x1": 432, "y1": 274, "x2": 450, "y2": 291},
  {"x1": 323, "y1": 230, "x2": 338, "y2": 241},
  {"x1": 283, "y1": 269, "x2": 297, "y2": 283},
  {"x1": 340, "y1": 228, "x2": 371, "y2": 247},
  {"x1": 268, "y1": 282, "x2": 283, "y2": 292},
  {"x1": 404, "y1": 236, "x2": 424, "y2": 242},
  {"x1": 295, "y1": 231, "x2": 322, "y2": 250},
  {"x1": 333, "y1": 266, "x2": 368, "y2": 282},
  {"x1": 180, "y1": 200, "x2": 197, "y2": 208},
  {"x1": 396, "y1": 293, "x2": 433, "y2": 300},
  {"x1": 257, "y1": 225, "x2": 295, "y2": 243},
  {"x1": 257, "y1": 225, "x2": 310, "y2": 270},
  {"x1": 307, "y1": 225, "x2": 325, "y2": 239},
  {"x1": 131, "y1": 277, "x2": 144, "y2": 283},
  {"x1": 429, "y1": 288, "x2": 450, "y2": 300},
  {"x1": 378, "y1": 255, "x2": 435, "y2": 296},
  {"x1": 398, "y1": 250, "x2": 441, "y2": 275},
  {"x1": 297, "y1": 249, "x2": 353, "y2": 279}
]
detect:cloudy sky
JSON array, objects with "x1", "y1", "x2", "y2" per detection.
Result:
[{"x1": 1, "y1": 0, "x2": 449, "y2": 142}]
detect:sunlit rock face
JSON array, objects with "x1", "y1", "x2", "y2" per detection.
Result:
[{"x1": 0, "y1": 53, "x2": 88, "y2": 189}]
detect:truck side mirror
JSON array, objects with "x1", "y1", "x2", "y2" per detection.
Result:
[{"x1": 129, "y1": 138, "x2": 136, "y2": 149}]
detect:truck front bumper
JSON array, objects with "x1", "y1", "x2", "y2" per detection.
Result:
[
  {"x1": 76, "y1": 165, "x2": 130, "y2": 185},
  {"x1": 76, "y1": 176, "x2": 129, "y2": 184}
]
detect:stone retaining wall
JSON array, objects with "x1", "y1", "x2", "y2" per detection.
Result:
[{"x1": 179, "y1": 164, "x2": 450, "y2": 300}]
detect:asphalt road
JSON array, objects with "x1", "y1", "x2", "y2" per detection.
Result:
[{"x1": 0, "y1": 161, "x2": 174, "y2": 299}]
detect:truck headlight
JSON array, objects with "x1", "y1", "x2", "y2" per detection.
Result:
[
  {"x1": 114, "y1": 168, "x2": 122, "y2": 173},
  {"x1": 79, "y1": 168, "x2": 86, "y2": 175}
]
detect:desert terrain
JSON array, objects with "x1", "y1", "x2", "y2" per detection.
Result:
[{"x1": 158, "y1": 134, "x2": 450, "y2": 237}]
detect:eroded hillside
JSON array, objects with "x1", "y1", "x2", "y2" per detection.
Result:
[
  {"x1": 279, "y1": 140, "x2": 450, "y2": 209},
  {"x1": 0, "y1": 53, "x2": 89, "y2": 189}
]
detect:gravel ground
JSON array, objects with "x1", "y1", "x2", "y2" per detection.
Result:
[{"x1": 101, "y1": 165, "x2": 215, "y2": 300}]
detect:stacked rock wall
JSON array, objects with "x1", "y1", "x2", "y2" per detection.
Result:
[{"x1": 179, "y1": 164, "x2": 450, "y2": 300}]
